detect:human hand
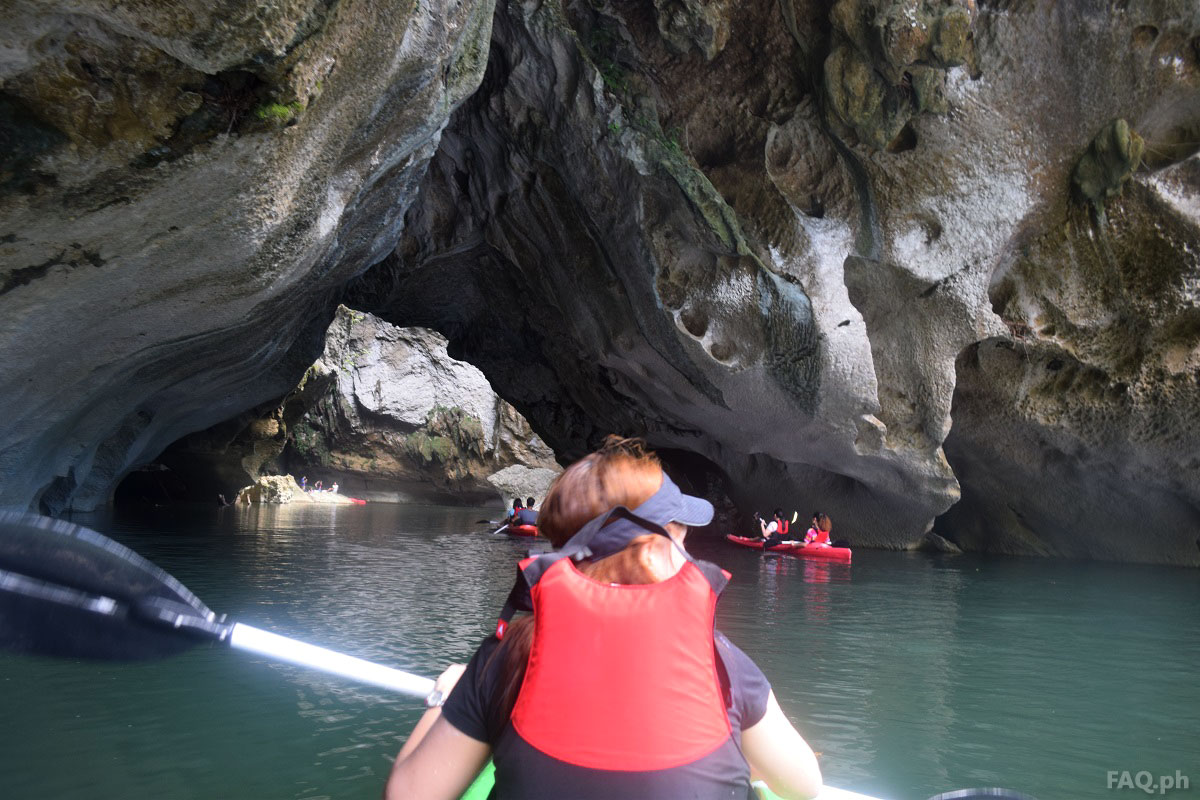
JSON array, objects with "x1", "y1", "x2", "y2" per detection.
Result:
[
  {"x1": 424, "y1": 663, "x2": 467, "y2": 708},
  {"x1": 435, "y1": 663, "x2": 467, "y2": 694}
]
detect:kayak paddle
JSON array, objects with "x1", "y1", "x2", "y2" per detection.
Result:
[
  {"x1": 0, "y1": 511, "x2": 434, "y2": 698},
  {"x1": 491, "y1": 523, "x2": 510, "y2": 535}
]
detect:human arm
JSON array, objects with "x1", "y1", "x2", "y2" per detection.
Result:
[
  {"x1": 741, "y1": 691, "x2": 822, "y2": 800},
  {"x1": 384, "y1": 717, "x2": 491, "y2": 800},
  {"x1": 384, "y1": 664, "x2": 492, "y2": 800}
]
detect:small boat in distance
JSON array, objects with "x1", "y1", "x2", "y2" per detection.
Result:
[{"x1": 725, "y1": 534, "x2": 852, "y2": 564}]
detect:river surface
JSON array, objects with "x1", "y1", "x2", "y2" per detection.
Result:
[{"x1": 2, "y1": 503, "x2": 1197, "y2": 800}]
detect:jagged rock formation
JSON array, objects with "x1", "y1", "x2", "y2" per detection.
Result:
[
  {"x1": 348, "y1": 0, "x2": 1200, "y2": 563},
  {"x1": 141, "y1": 306, "x2": 558, "y2": 503},
  {"x1": 0, "y1": 0, "x2": 496, "y2": 513},
  {"x1": 282, "y1": 306, "x2": 558, "y2": 502},
  {"x1": 234, "y1": 474, "x2": 357, "y2": 505},
  {"x1": 138, "y1": 359, "x2": 336, "y2": 504},
  {"x1": 2, "y1": 1, "x2": 1199, "y2": 564}
]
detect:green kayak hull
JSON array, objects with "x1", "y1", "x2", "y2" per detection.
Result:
[{"x1": 459, "y1": 762, "x2": 786, "y2": 799}]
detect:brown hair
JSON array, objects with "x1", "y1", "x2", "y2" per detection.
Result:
[
  {"x1": 536, "y1": 437, "x2": 663, "y2": 547},
  {"x1": 817, "y1": 513, "x2": 831, "y2": 533},
  {"x1": 486, "y1": 437, "x2": 677, "y2": 721}
]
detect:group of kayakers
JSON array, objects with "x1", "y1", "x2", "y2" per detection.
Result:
[
  {"x1": 388, "y1": 437, "x2": 823, "y2": 800},
  {"x1": 756, "y1": 509, "x2": 833, "y2": 549},
  {"x1": 507, "y1": 497, "x2": 539, "y2": 527}
]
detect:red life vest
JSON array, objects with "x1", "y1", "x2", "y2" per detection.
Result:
[
  {"x1": 489, "y1": 498, "x2": 754, "y2": 798},
  {"x1": 777, "y1": 519, "x2": 789, "y2": 536},
  {"x1": 509, "y1": 556, "x2": 731, "y2": 770}
]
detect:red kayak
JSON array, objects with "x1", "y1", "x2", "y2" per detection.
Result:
[
  {"x1": 348, "y1": 497, "x2": 367, "y2": 505},
  {"x1": 725, "y1": 534, "x2": 852, "y2": 563},
  {"x1": 509, "y1": 523, "x2": 539, "y2": 537}
]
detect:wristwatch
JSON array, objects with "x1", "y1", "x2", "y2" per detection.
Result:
[{"x1": 424, "y1": 688, "x2": 447, "y2": 708}]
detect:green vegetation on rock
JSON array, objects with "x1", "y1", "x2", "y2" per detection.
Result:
[
  {"x1": 291, "y1": 420, "x2": 332, "y2": 466},
  {"x1": 1072, "y1": 119, "x2": 1145, "y2": 220},
  {"x1": 254, "y1": 101, "x2": 305, "y2": 124},
  {"x1": 403, "y1": 405, "x2": 487, "y2": 466}
]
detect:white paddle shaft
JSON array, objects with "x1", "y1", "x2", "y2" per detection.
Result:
[{"x1": 229, "y1": 623, "x2": 435, "y2": 699}]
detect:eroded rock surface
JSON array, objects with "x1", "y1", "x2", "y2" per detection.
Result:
[
  {"x1": 2, "y1": 1, "x2": 1199, "y2": 564},
  {"x1": 0, "y1": 0, "x2": 495, "y2": 513},
  {"x1": 148, "y1": 306, "x2": 558, "y2": 503},
  {"x1": 284, "y1": 307, "x2": 558, "y2": 502},
  {"x1": 349, "y1": 0, "x2": 1200, "y2": 563}
]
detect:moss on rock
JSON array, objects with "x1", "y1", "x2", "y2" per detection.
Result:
[{"x1": 1072, "y1": 119, "x2": 1145, "y2": 217}]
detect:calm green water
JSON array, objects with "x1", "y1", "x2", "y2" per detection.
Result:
[{"x1": 2, "y1": 503, "x2": 1197, "y2": 800}]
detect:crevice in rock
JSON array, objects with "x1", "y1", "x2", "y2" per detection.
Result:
[
  {"x1": 886, "y1": 120, "x2": 918, "y2": 153},
  {"x1": 0, "y1": 93, "x2": 67, "y2": 196},
  {"x1": 1, "y1": 244, "x2": 107, "y2": 297},
  {"x1": 131, "y1": 70, "x2": 273, "y2": 169}
]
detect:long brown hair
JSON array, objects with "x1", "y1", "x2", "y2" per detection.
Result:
[{"x1": 487, "y1": 437, "x2": 677, "y2": 721}]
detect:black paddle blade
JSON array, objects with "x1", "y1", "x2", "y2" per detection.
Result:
[{"x1": 0, "y1": 512, "x2": 227, "y2": 660}]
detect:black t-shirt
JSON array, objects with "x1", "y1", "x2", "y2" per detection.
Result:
[{"x1": 442, "y1": 628, "x2": 771, "y2": 745}]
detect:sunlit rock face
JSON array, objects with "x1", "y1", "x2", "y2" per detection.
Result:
[
  {"x1": 282, "y1": 307, "x2": 559, "y2": 503},
  {"x1": 349, "y1": 0, "x2": 1200, "y2": 563},
  {"x1": 0, "y1": 0, "x2": 496, "y2": 513},
  {"x1": 938, "y1": 158, "x2": 1200, "y2": 564},
  {"x1": 139, "y1": 307, "x2": 558, "y2": 504}
]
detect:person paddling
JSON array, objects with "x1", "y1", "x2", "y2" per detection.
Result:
[
  {"x1": 513, "y1": 497, "x2": 538, "y2": 527},
  {"x1": 759, "y1": 508, "x2": 790, "y2": 551},
  {"x1": 385, "y1": 438, "x2": 822, "y2": 800}
]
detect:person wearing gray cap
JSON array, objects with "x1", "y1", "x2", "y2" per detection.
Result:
[{"x1": 387, "y1": 437, "x2": 822, "y2": 800}]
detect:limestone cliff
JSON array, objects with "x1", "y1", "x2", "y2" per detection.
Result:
[
  {"x1": 0, "y1": 0, "x2": 496, "y2": 512},
  {"x1": 283, "y1": 306, "x2": 558, "y2": 502},
  {"x1": 137, "y1": 306, "x2": 558, "y2": 503},
  {"x1": 2, "y1": 1, "x2": 1199, "y2": 564},
  {"x1": 348, "y1": 0, "x2": 1200, "y2": 564}
]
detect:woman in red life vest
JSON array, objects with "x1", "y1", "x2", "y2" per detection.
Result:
[
  {"x1": 385, "y1": 438, "x2": 822, "y2": 800},
  {"x1": 804, "y1": 513, "x2": 832, "y2": 546}
]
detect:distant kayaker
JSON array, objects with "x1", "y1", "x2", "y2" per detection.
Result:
[
  {"x1": 514, "y1": 497, "x2": 538, "y2": 527},
  {"x1": 804, "y1": 514, "x2": 832, "y2": 546},
  {"x1": 759, "y1": 508, "x2": 789, "y2": 550},
  {"x1": 385, "y1": 437, "x2": 822, "y2": 800},
  {"x1": 300, "y1": 476, "x2": 307, "y2": 491},
  {"x1": 330, "y1": 482, "x2": 339, "y2": 494},
  {"x1": 507, "y1": 498, "x2": 524, "y2": 525}
]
